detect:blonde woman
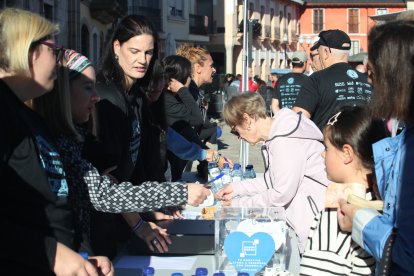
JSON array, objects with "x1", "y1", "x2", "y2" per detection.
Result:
[{"x1": 0, "y1": 8, "x2": 112, "y2": 275}]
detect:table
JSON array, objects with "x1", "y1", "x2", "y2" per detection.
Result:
[{"x1": 114, "y1": 254, "x2": 215, "y2": 276}]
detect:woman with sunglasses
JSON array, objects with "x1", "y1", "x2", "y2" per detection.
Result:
[
  {"x1": 216, "y1": 93, "x2": 328, "y2": 274},
  {"x1": 0, "y1": 8, "x2": 112, "y2": 275}
]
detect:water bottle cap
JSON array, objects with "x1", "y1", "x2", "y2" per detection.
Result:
[
  {"x1": 171, "y1": 273, "x2": 184, "y2": 276},
  {"x1": 195, "y1": 267, "x2": 208, "y2": 275},
  {"x1": 237, "y1": 273, "x2": 249, "y2": 276},
  {"x1": 246, "y1": 164, "x2": 253, "y2": 169},
  {"x1": 143, "y1": 267, "x2": 155, "y2": 274},
  {"x1": 79, "y1": 251, "x2": 88, "y2": 260},
  {"x1": 223, "y1": 163, "x2": 229, "y2": 168},
  {"x1": 233, "y1": 163, "x2": 241, "y2": 169},
  {"x1": 213, "y1": 273, "x2": 226, "y2": 276}
]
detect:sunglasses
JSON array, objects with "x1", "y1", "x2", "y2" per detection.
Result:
[
  {"x1": 230, "y1": 125, "x2": 240, "y2": 138},
  {"x1": 38, "y1": 41, "x2": 65, "y2": 63}
]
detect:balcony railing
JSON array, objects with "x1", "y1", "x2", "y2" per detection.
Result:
[
  {"x1": 274, "y1": 27, "x2": 280, "y2": 40},
  {"x1": 130, "y1": 5, "x2": 162, "y2": 32},
  {"x1": 262, "y1": 25, "x2": 271, "y2": 38},
  {"x1": 89, "y1": 0, "x2": 127, "y2": 24},
  {"x1": 189, "y1": 14, "x2": 208, "y2": 36}
]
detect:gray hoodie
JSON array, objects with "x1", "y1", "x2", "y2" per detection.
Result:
[{"x1": 231, "y1": 108, "x2": 328, "y2": 253}]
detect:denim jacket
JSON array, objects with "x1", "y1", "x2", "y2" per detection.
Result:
[{"x1": 352, "y1": 125, "x2": 413, "y2": 267}]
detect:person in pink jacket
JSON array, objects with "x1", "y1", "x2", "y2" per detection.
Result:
[{"x1": 216, "y1": 92, "x2": 328, "y2": 273}]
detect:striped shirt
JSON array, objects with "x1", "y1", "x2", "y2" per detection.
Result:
[{"x1": 300, "y1": 208, "x2": 376, "y2": 275}]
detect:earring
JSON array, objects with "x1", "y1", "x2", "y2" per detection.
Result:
[
  {"x1": 114, "y1": 54, "x2": 119, "y2": 61},
  {"x1": 247, "y1": 126, "x2": 251, "y2": 131}
]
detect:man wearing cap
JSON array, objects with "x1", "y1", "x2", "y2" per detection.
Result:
[
  {"x1": 271, "y1": 51, "x2": 312, "y2": 114},
  {"x1": 293, "y1": 29, "x2": 372, "y2": 130}
]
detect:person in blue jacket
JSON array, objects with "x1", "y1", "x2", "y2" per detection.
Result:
[{"x1": 338, "y1": 20, "x2": 414, "y2": 274}]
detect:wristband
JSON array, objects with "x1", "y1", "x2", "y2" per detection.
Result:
[{"x1": 131, "y1": 218, "x2": 145, "y2": 232}]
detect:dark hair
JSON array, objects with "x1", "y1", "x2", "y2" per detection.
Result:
[
  {"x1": 162, "y1": 55, "x2": 192, "y2": 85},
  {"x1": 323, "y1": 106, "x2": 388, "y2": 171},
  {"x1": 368, "y1": 20, "x2": 414, "y2": 123},
  {"x1": 100, "y1": 15, "x2": 159, "y2": 87}
]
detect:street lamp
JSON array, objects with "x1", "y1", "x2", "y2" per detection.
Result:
[
  {"x1": 305, "y1": 36, "x2": 312, "y2": 47},
  {"x1": 282, "y1": 32, "x2": 288, "y2": 68}
]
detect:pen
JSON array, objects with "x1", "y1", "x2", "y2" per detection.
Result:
[
  {"x1": 207, "y1": 172, "x2": 224, "y2": 184},
  {"x1": 223, "y1": 155, "x2": 230, "y2": 163}
]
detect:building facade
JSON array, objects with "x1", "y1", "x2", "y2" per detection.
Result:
[
  {"x1": 208, "y1": 0, "x2": 304, "y2": 81},
  {"x1": 299, "y1": 0, "x2": 406, "y2": 58}
]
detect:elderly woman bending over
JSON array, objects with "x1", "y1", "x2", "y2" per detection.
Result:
[{"x1": 216, "y1": 93, "x2": 328, "y2": 273}]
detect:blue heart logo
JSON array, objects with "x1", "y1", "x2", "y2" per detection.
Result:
[{"x1": 224, "y1": 231, "x2": 275, "y2": 274}]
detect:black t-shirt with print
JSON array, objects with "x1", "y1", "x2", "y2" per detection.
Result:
[
  {"x1": 272, "y1": 72, "x2": 312, "y2": 109},
  {"x1": 0, "y1": 80, "x2": 73, "y2": 274},
  {"x1": 295, "y1": 62, "x2": 372, "y2": 130}
]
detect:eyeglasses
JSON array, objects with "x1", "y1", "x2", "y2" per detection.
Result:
[
  {"x1": 39, "y1": 41, "x2": 65, "y2": 63},
  {"x1": 310, "y1": 53, "x2": 319, "y2": 60},
  {"x1": 230, "y1": 125, "x2": 240, "y2": 138}
]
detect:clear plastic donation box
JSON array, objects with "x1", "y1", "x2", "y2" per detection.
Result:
[{"x1": 214, "y1": 207, "x2": 287, "y2": 276}]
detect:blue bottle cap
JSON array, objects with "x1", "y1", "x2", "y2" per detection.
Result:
[
  {"x1": 171, "y1": 273, "x2": 184, "y2": 276},
  {"x1": 213, "y1": 273, "x2": 226, "y2": 276},
  {"x1": 233, "y1": 163, "x2": 241, "y2": 169},
  {"x1": 216, "y1": 126, "x2": 222, "y2": 138},
  {"x1": 79, "y1": 251, "x2": 88, "y2": 260},
  {"x1": 143, "y1": 267, "x2": 155, "y2": 275},
  {"x1": 237, "y1": 273, "x2": 249, "y2": 276},
  {"x1": 223, "y1": 163, "x2": 229, "y2": 169},
  {"x1": 195, "y1": 267, "x2": 208, "y2": 275}
]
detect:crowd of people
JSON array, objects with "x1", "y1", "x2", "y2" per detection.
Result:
[
  {"x1": 1, "y1": 6, "x2": 413, "y2": 276},
  {"x1": 217, "y1": 19, "x2": 414, "y2": 276}
]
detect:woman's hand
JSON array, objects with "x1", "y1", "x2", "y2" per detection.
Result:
[
  {"x1": 53, "y1": 242, "x2": 99, "y2": 276},
  {"x1": 205, "y1": 149, "x2": 218, "y2": 162},
  {"x1": 88, "y1": 256, "x2": 114, "y2": 276},
  {"x1": 168, "y1": 78, "x2": 184, "y2": 93},
  {"x1": 218, "y1": 155, "x2": 233, "y2": 169},
  {"x1": 134, "y1": 221, "x2": 172, "y2": 253},
  {"x1": 337, "y1": 199, "x2": 359, "y2": 232},
  {"x1": 215, "y1": 184, "x2": 234, "y2": 202},
  {"x1": 187, "y1": 183, "x2": 210, "y2": 206}
]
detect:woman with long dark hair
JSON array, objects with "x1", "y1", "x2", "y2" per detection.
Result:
[{"x1": 91, "y1": 15, "x2": 209, "y2": 258}]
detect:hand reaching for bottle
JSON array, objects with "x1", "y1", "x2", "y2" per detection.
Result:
[
  {"x1": 187, "y1": 183, "x2": 210, "y2": 206},
  {"x1": 215, "y1": 185, "x2": 234, "y2": 206}
]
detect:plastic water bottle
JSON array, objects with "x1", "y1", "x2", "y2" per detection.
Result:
[
  {"x1": 221, "y1": 163, "x2": 232, "y2": 185},
  {"x1": 208, "y1": 162, "x2": 221, "y2": 182},
  {"x1": 243, "y1": 164, "x2": 256, "y2": 179},
  {"x1": 195, "y1": 267, "x2": 208, "y2": 276},
  {"x1": 208, "y1": 162, "x2": 223, "y2": 201},
  {"x1": 142, "y1": 267, "x2": 155, "y2": 276},
  {"x1": 231, "y1": 163, "x2": 243, "y2": 182}
]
